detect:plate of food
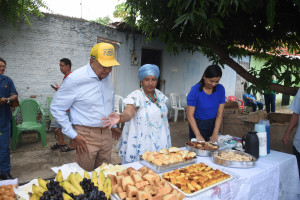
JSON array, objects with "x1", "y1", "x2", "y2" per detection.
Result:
[
  {"x1": 186, "y1": 141, "x2": 219, "y2": 156},
  {"x1": 211, "y1": 149, "x2": 257, "y2": 168},
  {"x1": 110, "y1": 166, "x2": 185, "y2": 200},
  {"x1": 162, "y1": 162, "x2": 232, "y2": 197},
  {"x1": 139, "y1": 147, "x2": 197, "y2": 173}
]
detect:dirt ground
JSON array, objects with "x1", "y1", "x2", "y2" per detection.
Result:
[{"x1": 9, "y1": 106, "x2": 293, "y2": 184}]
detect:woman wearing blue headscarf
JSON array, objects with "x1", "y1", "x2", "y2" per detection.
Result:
[{"x1": 102, "y1": 64, "x2": 171, "y2": 163}]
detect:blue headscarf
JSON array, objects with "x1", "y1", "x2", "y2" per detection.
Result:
[{"x1": 138, "y1": 64, "x2": 160, "y2": 81}]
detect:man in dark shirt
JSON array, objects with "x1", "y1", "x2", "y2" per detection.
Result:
[{"x1": 0, "y1": 58, "x2": 18, "y2": 180}]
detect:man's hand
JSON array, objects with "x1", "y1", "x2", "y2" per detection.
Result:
[
  {"x1": 111, "y1": 127, "x2": 122, "y2": 140},
  {"x1": 0, "y1": 97, "x2": 7, "y2": 105},
  {"x1": 73, "y1": 134, "x2": 88, "y2": 154},
  {"x1": 55, "y1": 83, "x2": 60, "y2": 91},
  {"x1": 282, "y1": 133, "x2": 290, "y2": 145}
]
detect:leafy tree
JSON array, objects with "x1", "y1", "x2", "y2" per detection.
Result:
[
  {"x1": 113, "y1": 2, "x2": 130, "y2": 21},
  {"x1": 0, "y1": 0, "x2": 48, "y2": 26},
  {"x1": 92, "y1": 15, "x2": 112, "y2": 25},
  {"x1": 124, "y1": 0, "x2": 300, "y2": 95}
]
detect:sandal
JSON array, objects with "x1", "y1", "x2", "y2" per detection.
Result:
[
  {"x1": 51, "y1": 143, "x2": 66, "y2": 150},
  {"x1": 61, "y1": 146, "x2": 75, "y2": 152}
]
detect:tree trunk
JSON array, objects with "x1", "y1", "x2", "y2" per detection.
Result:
[{"x1": 208, "y1": 42, "x2": 298, "y2": 96}]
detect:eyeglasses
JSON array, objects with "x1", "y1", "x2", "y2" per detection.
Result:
[{"x1": 0, "y1": 65, "x2": 6, "y2": 68}]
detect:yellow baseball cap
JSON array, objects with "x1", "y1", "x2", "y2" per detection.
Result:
[{"x1": 90, "y1": 43, "x2": 120, "y2": 67}]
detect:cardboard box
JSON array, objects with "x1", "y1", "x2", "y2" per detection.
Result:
[{"x1": 223, "y1": 102, "x2": 239, "y2": 117}]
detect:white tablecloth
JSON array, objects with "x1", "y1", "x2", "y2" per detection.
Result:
[{"x1": 117, "y1": 150, "x2": 299, "y2": 200}]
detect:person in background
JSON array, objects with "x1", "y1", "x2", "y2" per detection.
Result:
[
  {"x1": 264, "y1": 75, "x2": 277, "y2": 113},
  {"x1": 102, "y1": 64, "x2": 171, "y2": 164},
  {"x1": 186, "y1": 65, "x2": 225, "y2": 142},
  {"x1": 243, "y1": 88, "x2": 264, "y2": 112},
  {"x1": 282, "y1": 88, "x2": 300, "y2": 177},
  {"x1": 51, "y1": 43, "x2": 122, "y2": 171},
  {"x1": 50, "y1": 58, "x2": 75, "y2": 152},
  {"x1": 0, "y1": 57, "x2": 18, "y2": 180}
]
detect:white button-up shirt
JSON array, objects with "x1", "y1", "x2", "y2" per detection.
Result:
[{"x1": 51, "y1": 63, "x2": 115, "y2": 139}]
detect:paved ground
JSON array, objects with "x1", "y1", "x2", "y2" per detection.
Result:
[{"x1": 10, "y1": 120, "x2": 189, "y2": 184}]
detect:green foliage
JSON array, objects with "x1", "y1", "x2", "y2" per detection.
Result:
[
  {"x1": 124, "y1": 0, "x2": 300, "y2": 92},
  {"x1": 0, "y1": 0, "x2": 48, "y2": 26},
  {"x1": 91, "y1": 15, "x2": 112, "y2": 25},
  {"x1": 113, "y1": 2, "x2": 130, "y2": 21}
]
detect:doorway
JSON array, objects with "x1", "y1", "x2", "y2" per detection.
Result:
[{"x1": 141, "y1": 48, "x2": 162, "y2": 89}]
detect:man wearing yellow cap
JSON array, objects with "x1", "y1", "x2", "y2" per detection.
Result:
[{"x1": 51, "y1": 43, "x2": 122, "y2": 171}]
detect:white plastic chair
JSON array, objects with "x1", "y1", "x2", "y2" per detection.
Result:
[
  {"x1": 169, "y1": 93, "x2": 186, "y2": 122},
  {"x1": 114, "y1": 95, "x2": 125, "y2": 128}
]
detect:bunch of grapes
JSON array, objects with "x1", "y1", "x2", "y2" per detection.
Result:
[
  {"x1": 69, "y1": 178, "x2": 107, "y2": 200},
  {"x1": 40, "y1": 180, "x2": 64, "y2": 200}
]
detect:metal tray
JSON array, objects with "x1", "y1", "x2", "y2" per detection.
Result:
[
  {"x1": 163, "y1": 166, "x2": 233, "y2": 197},
  {"x1": 139, "y1": 156, "x2": 196, "y2": 174},
  {"x1": 211, "y1": 149, "x2": 257, "y2": 168},
  {"x1": 186, "y1": 142, "x2": 218, "y2": 157}
]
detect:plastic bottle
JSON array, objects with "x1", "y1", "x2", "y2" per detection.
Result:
[{"x1": 259, "y1": 119, "x2": 271, "y2": 154}]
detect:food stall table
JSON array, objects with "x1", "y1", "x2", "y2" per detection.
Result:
[{"x1": 114, "y1": 150, "x2": 299, "y2": 200}]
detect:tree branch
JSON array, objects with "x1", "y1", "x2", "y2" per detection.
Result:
[{"x1": 206, "y1": 42, "x2": 299, "y2": 96}]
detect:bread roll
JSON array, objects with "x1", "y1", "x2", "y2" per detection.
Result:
[{"x1": 168, "y1": 147, "x2": 180, "y2": 153}]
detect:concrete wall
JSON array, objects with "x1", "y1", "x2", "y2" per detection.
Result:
[
  {"x1": 0, "y1": 13, "x2": 244, "y2": 111},
  {"x1": 0, "y1": 14, "x2": 119, "y2": 107}
]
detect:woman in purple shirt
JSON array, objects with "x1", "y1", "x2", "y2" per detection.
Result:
[{"x1": 186, "y1": 65, "x2": 225, "y2": 142}]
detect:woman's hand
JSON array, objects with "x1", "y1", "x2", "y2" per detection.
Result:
[
  {"x1": 209, "y1": 134, "x2": 218, "y2": 143},
  {"x1": 196, "y1": 135, "x2": 205, "y2": 142},
  {"x1": 101, "y1": 112, "x2": 120, "y2": 129}
]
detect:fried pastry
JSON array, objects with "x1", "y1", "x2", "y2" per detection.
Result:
[{"x1": 163, "y1": 163, "x2": 230, "y2": 194}]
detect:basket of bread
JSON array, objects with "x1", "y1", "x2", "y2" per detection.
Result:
[
  {"x1": 212, "y1": 149, "x2": 257, "y2": 168},
  {"x1": 163, "y1": 163, "x2": 232, "y2": 196},
  {"x1": 186, "y1": 141, "x2": 219, "y2": 157},
  {"x1": 140, "y1": 147, "x2": 197, "y2": 173},
  {"x1": 110, "y1": 166, "x2": 185, "y2": 200}
]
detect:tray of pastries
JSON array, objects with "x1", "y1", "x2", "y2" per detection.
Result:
[
  {"x1": 186, "y1": 141, "x2": 219, "y2": 157},
  {"x1": 163, "y1": 163, "x2": 232, "y2": 197},
  {"x1": 140, "y1": 147, "x2": 197, "y2": 174},
  {"x1": 110, "y1": 166, "x2": 185, "y2": 200},
  {"x1": 212, "y1": 149, "x2": 257, "y2": 168}
]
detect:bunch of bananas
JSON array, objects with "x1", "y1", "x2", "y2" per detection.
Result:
[{"x1": 29, "y1": 170, "x2": 112, "y2": 200}]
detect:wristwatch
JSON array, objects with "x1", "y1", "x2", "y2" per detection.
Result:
[{"x1": 6, "y1": 98, "x2": 10, "y2": 104}]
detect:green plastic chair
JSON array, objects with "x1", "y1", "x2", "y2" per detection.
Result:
[
  {"x1": 12, "y1": 98, "x2": 47, "y2": 150},
  {"x1": 45, "y1": 97, "x2": 53, "y2": 131}
]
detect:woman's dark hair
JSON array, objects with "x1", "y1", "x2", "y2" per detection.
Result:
[
  {"x1": 60, "y1": 58, "x2": 72, "y2": 69},
  {"x1": 0, "y1": 57, "x2": 6, "y2": 65},
  {"x1": 199, "y1": 65, "x2": 222, "y2": 92}
]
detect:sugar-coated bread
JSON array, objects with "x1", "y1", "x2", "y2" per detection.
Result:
[
  {"x1": 168, "y1": 147, "x2": 180, "y2": 153},
  {"x1": 152, "y1": 158, "x2": 163, "y2": 166},
  {"x1": 146, "y1": 155, "x2": 155, "y2": 162},
  {"x1": 158, "y1": 148, "x2": 169, "y2": 154},
  {"x1": 186, "y1": 152, "x2": 196, "y2": 159}
]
